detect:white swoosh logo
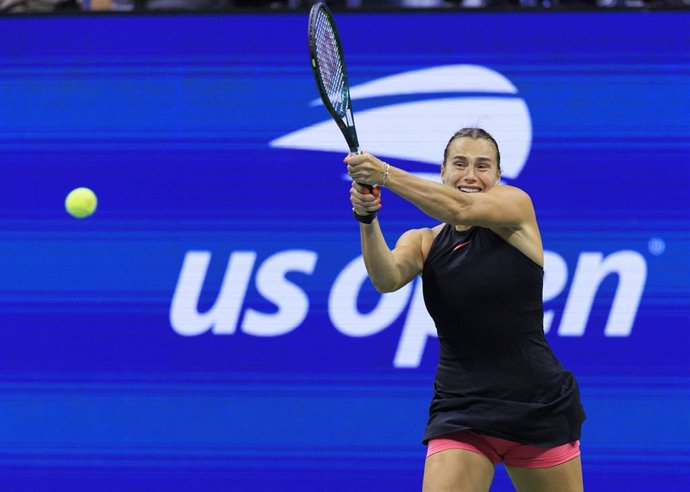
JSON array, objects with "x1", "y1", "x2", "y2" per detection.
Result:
[{"x1": 271, "y1": 65, "x2": 532, "y2": 180}]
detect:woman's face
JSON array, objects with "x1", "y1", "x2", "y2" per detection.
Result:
[{"x1": 441, "y1": 137, "x2": 501, "y2": 193}]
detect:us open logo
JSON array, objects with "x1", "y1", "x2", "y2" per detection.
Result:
[
  {"x1": 171, "y1": 65, "x2": 647, "y2": 368},
  {"x1": 270, "y1": 64, "x2": 532, "y2": 181}
]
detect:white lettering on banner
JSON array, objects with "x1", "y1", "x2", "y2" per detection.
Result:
[
  {"x1": 558, "y1": 251, "x2": 647, "y2": 337},
  {"x1": 329, "y1": 256, "x2": 412, "y2": 337},
  {"x1": 543, "y1": 251, "x2": 569, "y2": 334},
  {"x1": 169, "y1": 248, "x2": 648, "y2": 366},
  {"x1": 170, "y1": 251, "x2": 256, "y2": 336},
  {"x1": 243, "y1": 250, "x2": 317, "y2": 337},
  {"x1": 170, "y1": 250, "x2": 316, "y2": 337}
]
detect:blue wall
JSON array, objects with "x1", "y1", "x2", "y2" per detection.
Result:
[{"x1": 0, "y1": 11, "x2": 688, "y2": 491}]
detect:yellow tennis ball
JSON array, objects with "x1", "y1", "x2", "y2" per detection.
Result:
[{"x1": 65, "y1": 187, "x2": 98, "y2": 219}]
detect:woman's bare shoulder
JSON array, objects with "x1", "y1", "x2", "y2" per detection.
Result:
[{"x1": 402, "y1": 223, "x2": 444, "y2": 261}]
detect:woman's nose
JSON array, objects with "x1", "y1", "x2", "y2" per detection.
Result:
[{"x1": 463, "y1": 168, "x2": 477, "y2": 181}]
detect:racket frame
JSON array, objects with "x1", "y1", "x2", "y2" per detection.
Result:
[{"x1": 308, "y1": 2, "x2": 361, "y2": 155}]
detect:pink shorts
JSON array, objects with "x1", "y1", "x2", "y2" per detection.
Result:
[{"x1": 426, "y1": 430, "x2": 580, "y2": 468}]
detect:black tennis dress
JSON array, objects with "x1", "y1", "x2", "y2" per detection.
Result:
[{"x1": 422, "y1": 224, "x2": 585, "y2": 447}]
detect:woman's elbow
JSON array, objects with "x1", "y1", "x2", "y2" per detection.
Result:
[
  {"x1": 441, "y1": 201, "x2": 472, "y2": 225},
  {"x1": 371, "y1": 278, "x2": 402, "y2": 294}
]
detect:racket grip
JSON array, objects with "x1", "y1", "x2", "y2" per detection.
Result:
[
  {"x1": 351, "y1": 149, "x2": 375, "y2": 192},
  {"x1": 353, "y1": 208, "x2": 376, "y2": 224},
  {"x1": 354, "y1": 178, "x2": 377, "y2": 224},
  {"x1": 349, "y1": 148, "x2": 377, "y2": 208}
]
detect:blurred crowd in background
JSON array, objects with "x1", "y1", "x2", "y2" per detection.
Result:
[{"x1": 1, "y1": 0, "x2": 688, "y2": 19}]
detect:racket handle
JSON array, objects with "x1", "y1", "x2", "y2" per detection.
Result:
[
  {"x1": 353, "y1": 208, "x2": 376, "y2": 224},
  {"x1": 350, "y1": 147, "x2": 375, "y2": 192},
  {"x1": 349, "y1": 161, "x2": 377, "y2": 221}
]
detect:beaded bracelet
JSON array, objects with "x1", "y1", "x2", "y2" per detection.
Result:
[{"x1": 380, "y1": 162, "x2": 390, "y2": 187}]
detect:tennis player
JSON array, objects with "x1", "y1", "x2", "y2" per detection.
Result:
[{"x1": 345, "y1": 128, "x2": 585, "y2": 492}]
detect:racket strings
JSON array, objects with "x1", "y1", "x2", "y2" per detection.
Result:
[{"x1": 313, "y1": 13, "x2": 347, "y2": 117}]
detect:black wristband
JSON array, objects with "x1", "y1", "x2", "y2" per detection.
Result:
[{"x1": 353, "y1": 209, "x2": 376, "y2": 224}]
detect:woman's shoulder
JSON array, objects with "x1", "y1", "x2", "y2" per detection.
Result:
[
  {"x1": 408, "y1": 223, "x2": 445, "y2": 242},
  {"x1": 409, "y1": 223, "x2": 446, "y2": 262},
  {"x1": 401, "y1": 223, "x2": 444, "y2": 238}
]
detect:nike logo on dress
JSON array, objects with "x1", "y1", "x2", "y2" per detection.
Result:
[{"x1": 453, "y1": 241, "x2": 471, "y2": 251}]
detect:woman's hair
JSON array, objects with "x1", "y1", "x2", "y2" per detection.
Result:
[{"x1": 442, "y1": 128, "x2": 501, "y2": 170}]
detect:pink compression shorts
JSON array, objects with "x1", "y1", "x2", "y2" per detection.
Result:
[{"x1": 426, "y1": 430, "x2": 580, "y2": 468}]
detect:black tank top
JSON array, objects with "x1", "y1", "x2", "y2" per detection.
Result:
[{"x1": 422, "y1": 225, "x2": 585, "y2": 447}]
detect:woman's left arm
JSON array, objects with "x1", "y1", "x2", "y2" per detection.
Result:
[{"x1": 345, "y1": 152, "x2": 535, "y2": 229}]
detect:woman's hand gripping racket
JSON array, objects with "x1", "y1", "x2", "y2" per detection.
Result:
[{"x1": 308, "y1": 2, "x2": 377, "y2": 223}]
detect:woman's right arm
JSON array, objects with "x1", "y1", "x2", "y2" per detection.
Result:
[
  {"x1": 350, "y1": 182, "x2": 426, "y2": 293},
  {"x1": 361, "y1": 224, "x2": 426, "y2": 293}
]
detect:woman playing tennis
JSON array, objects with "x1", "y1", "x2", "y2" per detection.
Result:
[{"x1": 345, "y1": 128, "x2": 586, "y2": 492}]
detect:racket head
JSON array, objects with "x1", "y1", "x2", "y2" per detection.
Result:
[{"x1": 308, "y1": 2, "x2": 360, "y2": 154}]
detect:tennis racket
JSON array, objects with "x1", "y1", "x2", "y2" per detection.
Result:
[
  {"x1": 308, "y1": 2, "x2": 361, "y2": 155},
  {"x1": 308, "y1": 2, "x2": 376, "y2": 222}
]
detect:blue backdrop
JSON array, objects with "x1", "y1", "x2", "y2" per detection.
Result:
[{"x1": 0, "y1": 11, "x2": 688, "y2": 491}]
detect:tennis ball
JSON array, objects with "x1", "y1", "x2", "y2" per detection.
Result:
[{"x1": 65, "y1": 187, "x2": 98, "y2": 219}]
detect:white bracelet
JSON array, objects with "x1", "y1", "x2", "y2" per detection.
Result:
[{"x1": 380, "y1": 162, "x2": 390, "y2": 187}]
